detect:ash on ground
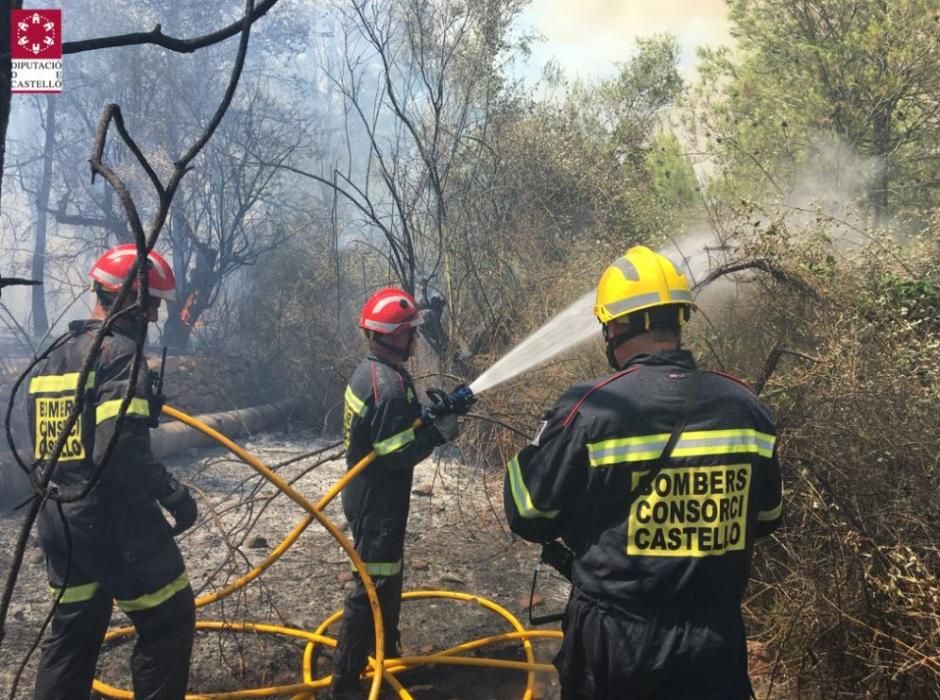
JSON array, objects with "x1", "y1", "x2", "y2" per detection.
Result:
[{"x1": 0, "y1": 430, "x2": 565, "y2": 699}]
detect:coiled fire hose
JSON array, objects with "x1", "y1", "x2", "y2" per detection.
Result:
[{"x1": 89, "y1": 405, "x2": 562, "y2": 699}]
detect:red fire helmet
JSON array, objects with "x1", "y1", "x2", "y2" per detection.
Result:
[
  {"x1": 358, "y1": 287, "x2": 423, "y2": 334},
  {"x1": 89, "y1": 243, "x2": 177, "y2": 301}
]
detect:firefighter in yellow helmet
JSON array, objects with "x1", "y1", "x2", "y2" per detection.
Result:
[{"x1": 504, "y1": 246, "x2": 783, "y2": 699}]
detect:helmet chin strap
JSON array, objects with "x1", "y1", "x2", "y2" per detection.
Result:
[
  {"x1": 604, "y1": 326, "x2": 643, "y2": 371},
  {"x1": 603, "y1": 309, "x2": 657, "y2": 370},
  {"x1": 373, "y1": 332, "x2": 412, "y2": 363}
]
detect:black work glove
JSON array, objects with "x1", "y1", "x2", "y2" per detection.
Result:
[
  {"x1": 433, "y1": 413, "x2": 459, "y2": 443},
  {"x1": 540, "y1": 540, "x2": 574, "y2": 582},
  {"x1": 158, "y1": 476, "x2": 198, "y2": 535}
]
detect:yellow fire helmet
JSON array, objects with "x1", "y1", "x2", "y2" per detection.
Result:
[{"x1": 594, "y1": 245, "x2": 696, "y2": 325}]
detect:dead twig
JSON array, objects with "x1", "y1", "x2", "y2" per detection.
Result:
[
  {"x1": 693, "y1": 258, "x2": 819, "y2": 298},
  {"x1": 754, "y1": 344, "x2": 821, "y2": 396}
]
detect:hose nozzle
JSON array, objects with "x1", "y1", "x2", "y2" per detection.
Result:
[{"x1": 422, "y1": 384, "x2": 476, "y2": 423}]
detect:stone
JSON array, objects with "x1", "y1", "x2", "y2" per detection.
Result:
[
  {"x1": 521, "y1": 593, "x2": 544, "y2": 608},
  {"x1": 411, "y1": 483, "x2": 434, "y2": 496}
]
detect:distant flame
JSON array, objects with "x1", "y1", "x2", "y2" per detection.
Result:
[{"x1": 180, "y1": 291, "x2": 199, "y2": 327}]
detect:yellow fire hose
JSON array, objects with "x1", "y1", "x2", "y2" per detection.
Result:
[{"x1": 89, "y1": 405, "x2": 562, "y2": 699}]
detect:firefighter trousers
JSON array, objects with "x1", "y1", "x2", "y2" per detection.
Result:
[
  {"x1": 34, "y1": 500, "x2": 195, "y2": 700},
  {"x1": 33, "y1": 583, "x2": 195, "y2": 700},
  {"x1": 331, "y1": 515, "x2": 407, "y2": 694},
  {"x1": 330, "y1": 570, "x2": 404, "y2": 692},
  {"x1": 555, "y1": 588, "x2": 752, "y2": 700}
]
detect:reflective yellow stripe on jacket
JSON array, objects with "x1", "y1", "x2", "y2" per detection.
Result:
[
  {"x1": 373, "y1": 427, "x2": 415, "y2": 455},
  {"x1": 588, "y1": 428, "x2": 775, "y2": 467},
  {"x1": 758, "y1": 501, "x2": 783, "y2": 522},
  {"x1": 116, "y1": 572, "x2": 190, "y2": 612},
  {"x1": 29, "y1": 372, "x2": 96, "y2": 394},
  {"x1": 506, "y1": 455, "x2": 559, "y2": 520},
  {"x1": 95, "y1": 398, "x2": 150, "y2": 425},
  {"x1": 345, "y1": 386, "x2": 368, "y2": 417}
]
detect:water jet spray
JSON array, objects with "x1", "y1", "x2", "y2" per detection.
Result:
[
  {"x1": 468, "y1": 291, "x2": 598, "y2": 396},
  {"x1": 465, "y1": 237, "x2": 726, "y2": 397}
]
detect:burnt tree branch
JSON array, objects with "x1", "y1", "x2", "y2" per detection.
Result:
[
  {"x1": 62, "y1": 0, "x2": 279, "y2": 54},
  {"x1": 693, "y1": 258, "x2": 819, "y2": 298}
]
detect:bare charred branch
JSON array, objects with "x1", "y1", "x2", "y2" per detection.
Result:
[
  {"x1": 157, "y1": 0, "x2": 255, "y2": 239},
  {"x1": 171, "y1": 7, "x2": 253, "y2": 177},
  {"x1": 88, "y1": 106, "x2": 147, "y2": 242},
  {"x1": 108, "y1": 106, "x2": 165, "y2": 198},
  {"x1": 62, "y1": 0, "x2": 279, "y2": 55},
  {"x1": 693, "y1": 257, "x2": 819, "y2": 297}
]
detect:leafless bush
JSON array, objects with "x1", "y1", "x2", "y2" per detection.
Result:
[{"x1": 710, "y1": 219, "x2": 940, "y2": 698}]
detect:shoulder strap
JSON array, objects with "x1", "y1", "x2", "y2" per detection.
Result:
[{"x1": 629, "y1": 368, "x2": 702, "y2": 499}]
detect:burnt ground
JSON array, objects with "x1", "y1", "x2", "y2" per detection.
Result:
[{"x1": 1, "y1": 427, "x2": 788, "y2": 699}]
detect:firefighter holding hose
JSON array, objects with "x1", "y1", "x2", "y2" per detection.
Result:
[
  {"x1": 28, "y1": 244, "x2": 197, "y2": 699},
  {"x1": 504, "y1": 246, "x2": 783, "y2": 699},
  {"x1": 330, "y1": 287, "x2": 468, "y2": 699}
]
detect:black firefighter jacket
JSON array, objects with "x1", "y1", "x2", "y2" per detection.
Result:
[
  {"x1": 504, "y1": 350, "x2": 783, "y2": 613},
  {"x1": 341, "y1": 352, "x2": 442, "y2": 571},
  {"x1": 27, "y1": 320, "x2": 185, "y2": 600}
]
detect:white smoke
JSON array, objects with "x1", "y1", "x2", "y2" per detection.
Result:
[{"x1": 782, "y1": 131, "x2": 876, "y2": 249}]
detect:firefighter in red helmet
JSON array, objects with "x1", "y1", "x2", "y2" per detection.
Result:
[
  {"x1": 330, "y1": 287, "x2": 460, "y2": 699},
  {"x1": 28, "y1": 244, "x2": 197, "y2": 699}
]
